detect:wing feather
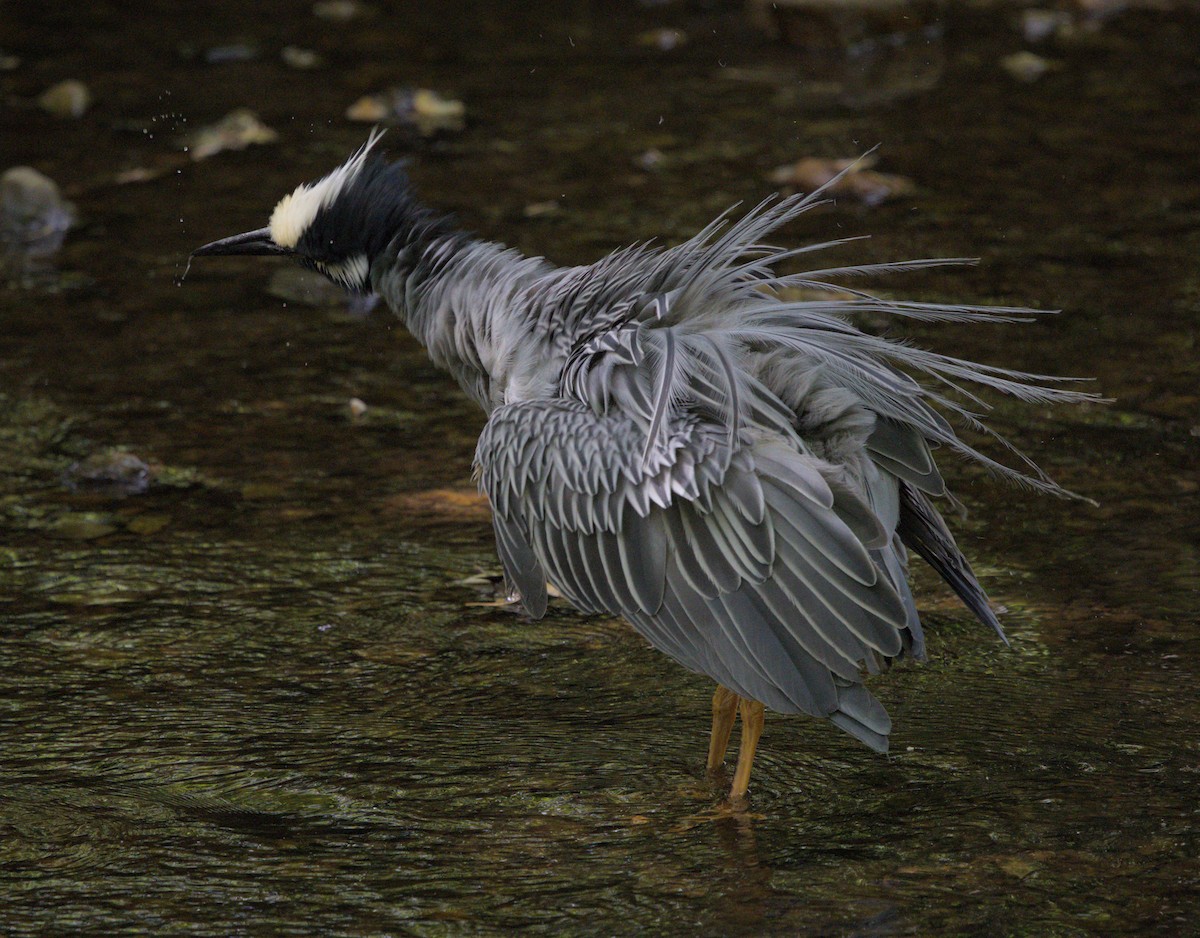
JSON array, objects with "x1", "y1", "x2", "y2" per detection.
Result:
[
  {"x1": 476, "y1": 393, "x2": 916, "y2": 737},
  {"x1": 867, "y1": 417, "x2": 947, "y2": 496},
  {"x1": 572, "y1": 526, "x2": 623, "y2": 614},
  {"x1": 676, "y1": 500, "x2": 743, "y2": 594},
  {"x1": 617, "y1": 506, "x2": 667, "y2": 614},
  {"x1": 663, "y1": 506, "x2": 721, "y2": 600},
  {"x1": 491, "y1": 514, "x2": 548, "y2": 617},
  {"x1": 467, "y1": 175, "x2": 1094, "y2": 757}
]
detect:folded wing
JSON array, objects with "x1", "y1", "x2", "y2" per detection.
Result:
[{"x1": 476, "y1": 379, "x2": 915, "y2": 750}]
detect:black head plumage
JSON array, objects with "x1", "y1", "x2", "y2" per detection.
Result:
[
  {"x1": 294, "y1": 156, "x2": 423, "y2": 278},
  {"x1": 193, "y1": 133, "x2": 455, "y2": 293}
]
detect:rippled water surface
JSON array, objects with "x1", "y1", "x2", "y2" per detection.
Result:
[{"x1": 2, "y1": 1, "x2": 1198, "y2": 933}]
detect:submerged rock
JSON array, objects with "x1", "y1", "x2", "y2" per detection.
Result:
[
  {"x1": 345, "y1": 87, "x2": 465, "y2": 135},
  {"x1": 64, "y1": 449, "x2": 153, "y2": 496},
  {"x1": 45, "y1": 512, "x2": 120, "y2": 540},
  {"x1": 522, "y1": 200, "x2": 560, "y2": 219},
  {"x1": 1, "y1": 166, "x2": 75, "y2": 281},
  {"x1": 203, "y1": 43, "x2": 259, "y2": 64},
  {"x1": 37, "y1": 79, "x2": 91, "y2": 118},
  {"x1": 635, "y1": 28, "x2": 687, "y2": 51},
  {"x1": 281, "y1": 45, "x2": 324, "y2": 69},
  {"x1": 313, "y1": 0, "x2": 369, "y2": 21},
  {"x1": 634, "y1": 148, "x2": 667, "y2": 172},
  {"x1": 1002, "y1": 51, "x2": 1058, "y2": 83},
  {"x1": 768, "y1": 156, "x2": 915, "y2": 206},
  {"x1": 1021, "y1": 9, "x2": 1074, "y2": 43},
  {"x1": 126, "y1": 513, "x2": 171, "y2": 536},
  {"x1": 1020, "y1": 0, "x2": 1151, "y2": 41},
  {"x1": 187, "y1": 109, "x2": 278, "y2": 161}
]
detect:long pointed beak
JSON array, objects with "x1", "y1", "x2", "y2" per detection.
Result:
[{"x1": 191, "y1": 227, "x2": 290, "y2": 257}]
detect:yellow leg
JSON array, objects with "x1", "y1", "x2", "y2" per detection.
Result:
[
  {"x1": 729, "y1": 698, "x2": 765, "y2": 803},
  {"x1": 707, "y1": 685, "x2": 740, "y2": 772}
]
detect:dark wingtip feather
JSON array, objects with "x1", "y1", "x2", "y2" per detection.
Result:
[{"x1": 897, "y1": 482, "x2": 1010, "y2": 645}]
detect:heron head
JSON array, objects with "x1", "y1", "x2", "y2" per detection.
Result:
[{"x1": 191, "y1": 130, "x2": 413, "y2": 294}]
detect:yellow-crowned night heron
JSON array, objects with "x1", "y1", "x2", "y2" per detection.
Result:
[{"x1": 193, "y1": 133, "x2": 1093, "y2": 802}]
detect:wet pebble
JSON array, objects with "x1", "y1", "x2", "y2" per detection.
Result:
[
  {"x1": 313, "y1": 0, "x2": 368, "y2": 21},
  {"x1": 768, "y1": 156, "x2": 915, "y2": 206},
  {"x1": 1021, "y1": 9, "x2": 1073, "y2": 42},
  {"x1": 522, "y1": 200, "x2": 560, "y2": 219},
  {"x1": 345, "y1": 87, "x2": 464, "y2": 134},
  {"x1": 64, "y1": 450, "x2": 153, "y2": 496},
  {"x1": 46, "y1": 512, "x2": 120, "y2": 540},
  {"x1": 187, "y1": 108, "x2": 278, "y2": 160},
  {"x1": 1002, "y1": 51, "x2": 1057, "y2": 83},
  {"x1": 1, "y1": 167, "x2": 75, "y2": 274},
  {"x1": 113, "y1": 165, "x2": 169, "y2": 185},
  {"x1": 634, "y1": 148, "x2": 666, "y2": 172},
  {"x1": 126, "y1": 513, "x2": 171, "y2": 536},
  {"x1": 281, "y1": 45, "x2": 324, "y2": 69},
  {"x1": 635, "y1": 28, "x2": 687, "y2": 51},
  {"x1": 204, "y1": 44, "x2": 259, "y2": 64},
  {"x1": 37, "y1": 79, "x2": 91, "y2": 119}
]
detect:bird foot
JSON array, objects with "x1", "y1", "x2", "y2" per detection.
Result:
[{"x1": 671, "y1": 800, "x2": 764, "y2": 833}]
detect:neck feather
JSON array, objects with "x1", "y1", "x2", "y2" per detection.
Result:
[{"x1": 370, "y1": 222, "x2": 556, "y2": 411}]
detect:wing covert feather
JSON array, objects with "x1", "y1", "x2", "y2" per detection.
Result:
[{"x1": 476, "y1": 396, "x2": 914, "y2": 739}]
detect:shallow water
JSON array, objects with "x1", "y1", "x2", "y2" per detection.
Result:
[{"x1": 2, "y1": 1, "x2": 1198, "y2": 934}]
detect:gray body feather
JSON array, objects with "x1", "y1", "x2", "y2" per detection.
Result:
[{"x1": 370, "y1": 184, "x2": 1094, "y2": 752}]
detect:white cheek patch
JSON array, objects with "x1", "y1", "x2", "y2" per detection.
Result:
[
  {"x1": 267, "y1": 128, "x2": 386, "y2": 249},
  {"x1": 314, "y1": 253, "x2": 369, "y2": 289}
]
